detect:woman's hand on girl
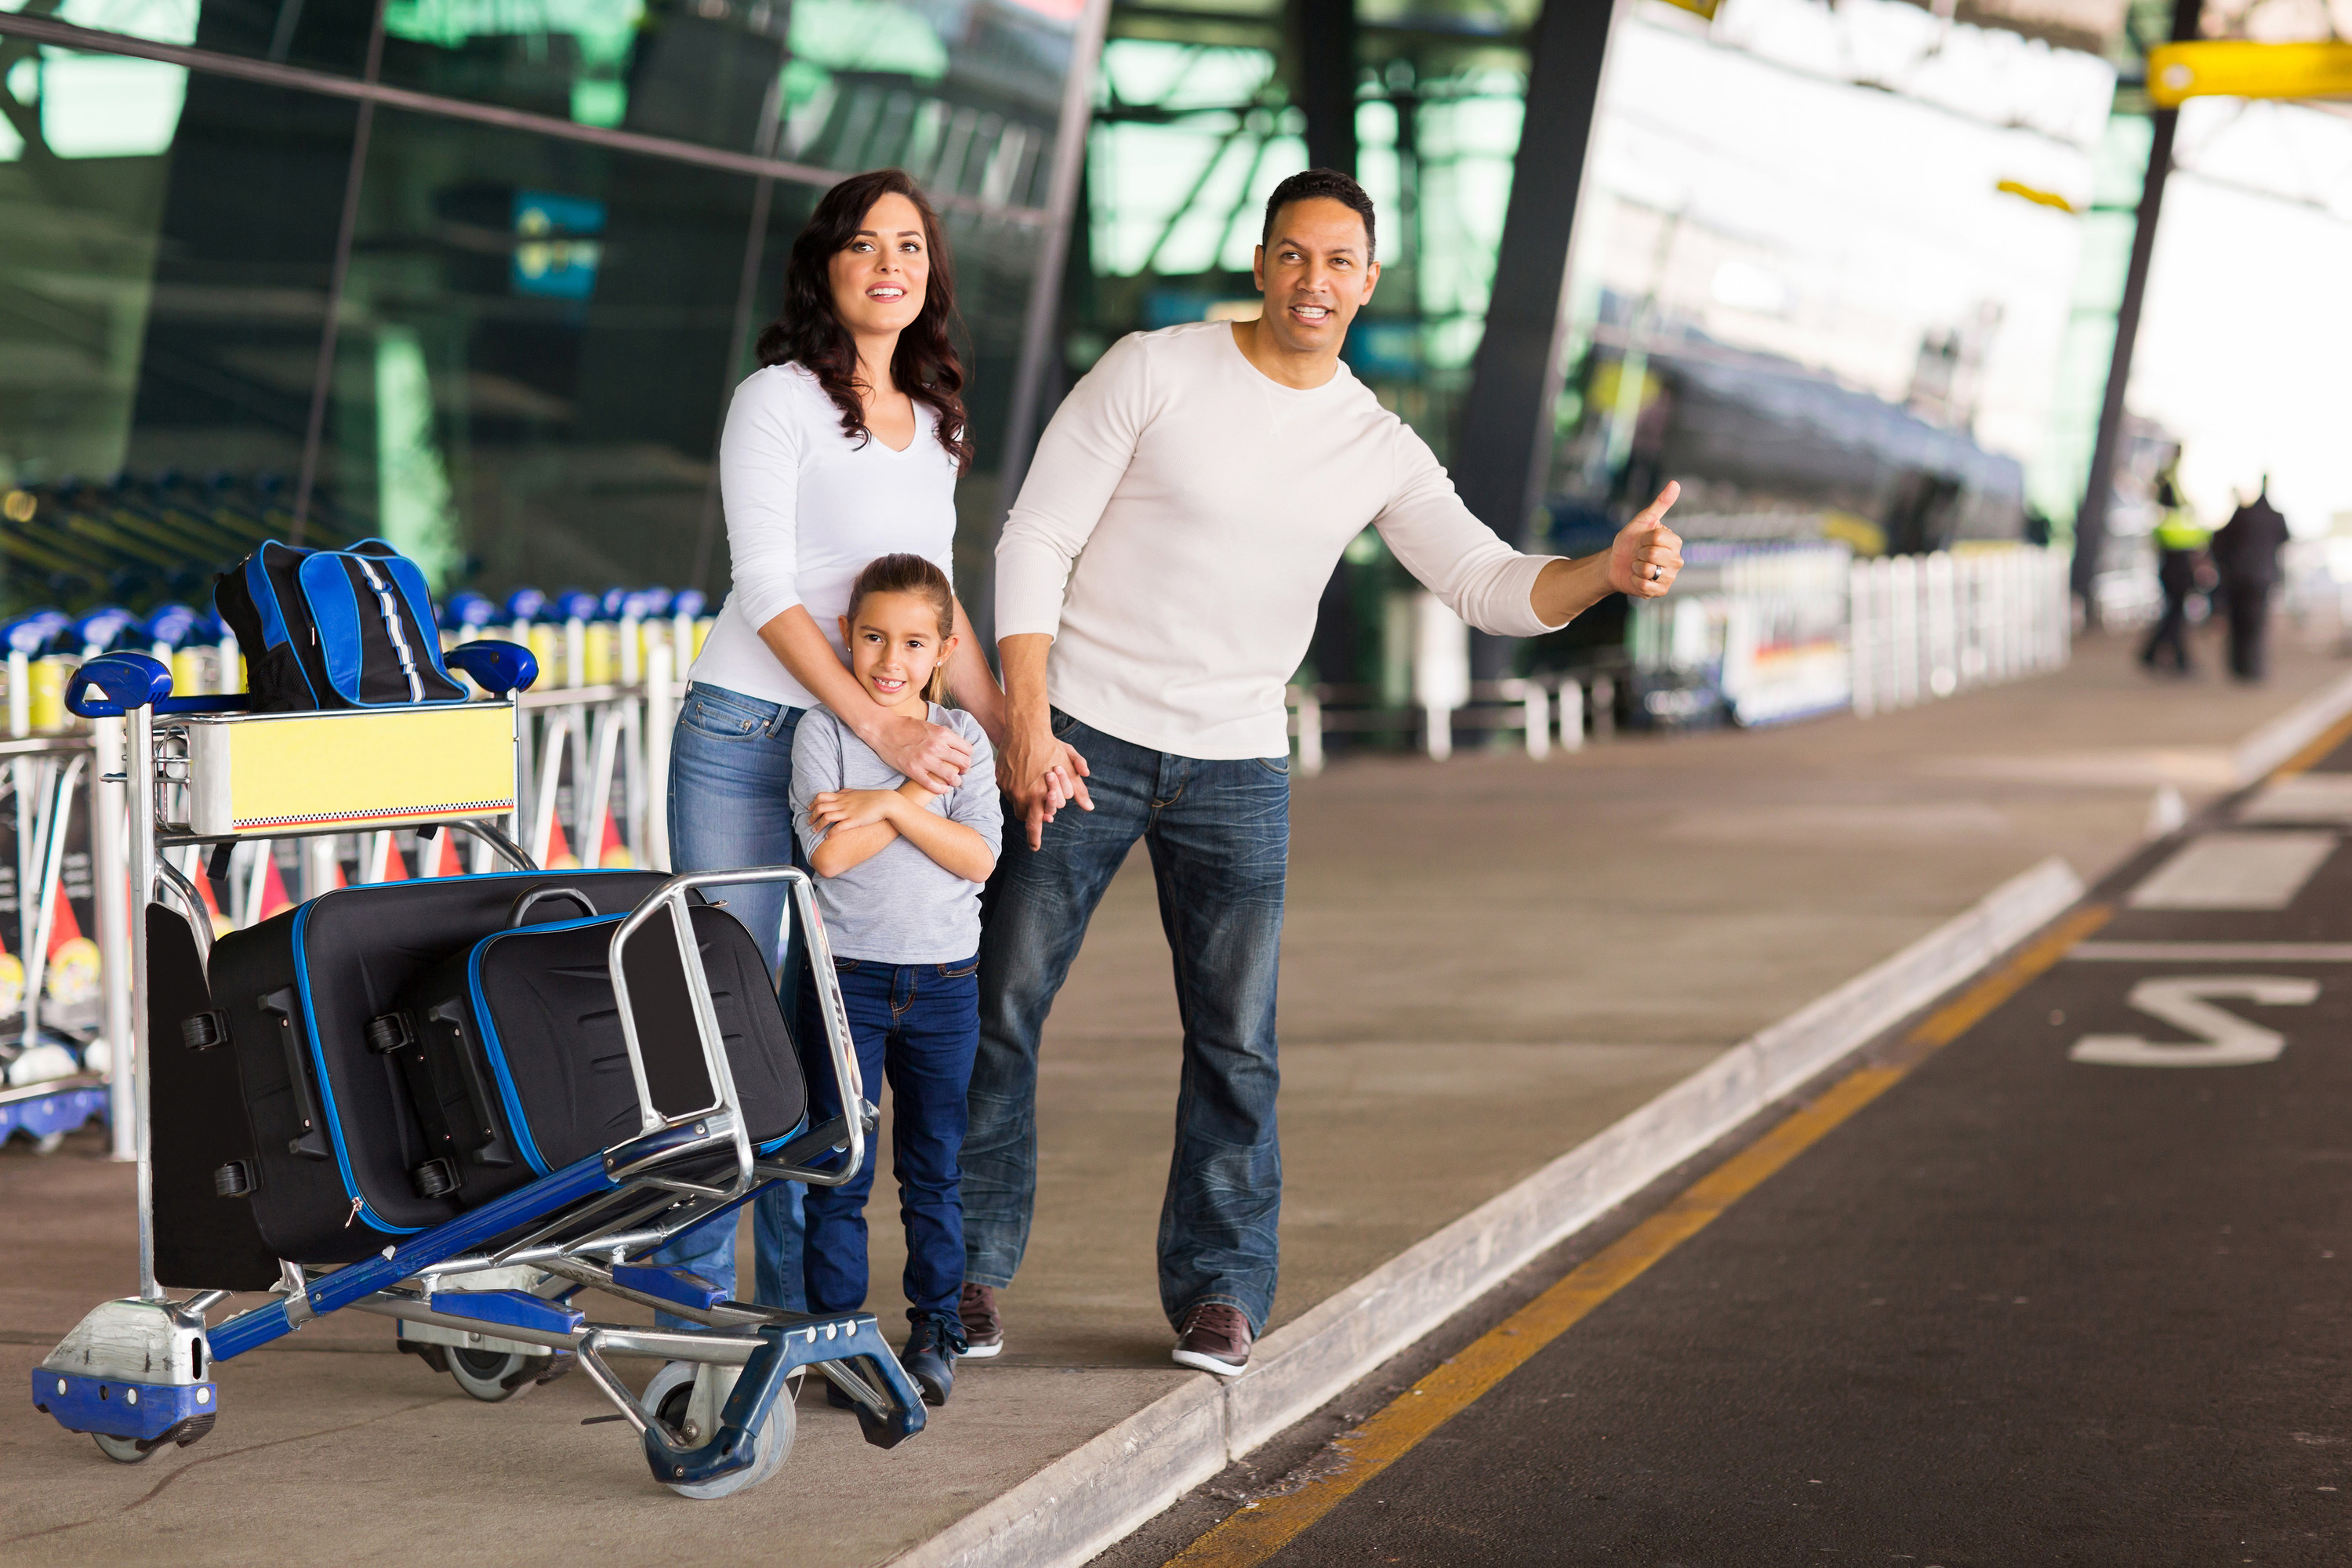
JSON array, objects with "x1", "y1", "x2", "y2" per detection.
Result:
[{"x1": 859, "y1": 710, "x2": 972, "y2": 792}]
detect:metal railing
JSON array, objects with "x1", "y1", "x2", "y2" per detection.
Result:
[
  {"x1": 1287, "y1": 668, "x2": 1625, "y2": 776},
  {"x1": 1287, "y1": 545, "x2": 2073, "y2": 771},
  {"x1": 1848, "y1": 546, "x2": 2071, "y2": 717},
  {"x1": 0, "y1": 615, "x2": 718, "y2": 1160}
]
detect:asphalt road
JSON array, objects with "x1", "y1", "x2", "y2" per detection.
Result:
[{"x1": 1186, "y1": 743, "x2": 2352, "y2": 1566}]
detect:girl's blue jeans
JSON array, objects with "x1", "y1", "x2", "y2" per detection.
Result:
[
  {"x1": 651, "y1": 681, "x2": 808, "y2": 1321},
  {"x1": 798, "y1": 955, "x2": 981, "y2": 1323}
]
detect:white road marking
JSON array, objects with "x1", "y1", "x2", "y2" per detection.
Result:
[
  {"x1": 2070, "y1": 976, "x2": 2320, "y2": 1069},
  {"x1": 2070, "y1": 942, "x2": 2352, "y2": 963},
  {"x1": 2235, "y1": 773, "x2": 2352, "y2": 826},
  {"x1": 2125, "y1": 831, "x2": 2338, "y2": 910}
]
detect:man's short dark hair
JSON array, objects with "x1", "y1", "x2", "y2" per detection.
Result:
[{"x1": 1261, "y1": 169, "x2": 1376, "y2": 262}]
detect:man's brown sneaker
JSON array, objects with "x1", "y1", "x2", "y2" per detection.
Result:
[
  {"x1": 1172, "y1": 1303, "x2": 1252, "y2": 1376},
  {"x1": 958, "y1": 1282, "x2": 1004, "y2": 1359}
]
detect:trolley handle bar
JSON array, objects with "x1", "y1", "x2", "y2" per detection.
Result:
[
  {"x1": 445, "y1": 639, "x2": 539, "y2": 695},
  {"x1": 604, "y1": 868, "x2": 867, "y2": 1203},
  {"x1": 65, "y1": 652, "x2": 171, "y2": 718}
]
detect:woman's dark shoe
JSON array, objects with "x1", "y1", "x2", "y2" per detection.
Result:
[
  {"x1": 959, "y1": 1282, "x2": 1004, "y2": 1359},
  {"x1": 902, "y1": 1310, "x2": 967, "y2": 1406}
]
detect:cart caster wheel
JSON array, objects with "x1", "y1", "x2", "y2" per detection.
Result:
[
  {"x1": 644, "y1": 1359, "x2": 794, "y2": 1500},
  {"x1": 93, "y1": 1432, "x2": 154, "y2": 1465},
  {"x1": 32, "y1": 1131, "x2": 64, "y2": 1156},
  {"x1": 446, "y1": 1347, "x2": 551, "y2": 1403}
]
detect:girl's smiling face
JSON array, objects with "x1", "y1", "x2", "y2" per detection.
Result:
[{"x1": 840, "y1": 590, "x2": 956, "y2": 715}]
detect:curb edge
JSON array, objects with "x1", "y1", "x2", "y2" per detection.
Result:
[{"x1": 891, "y1": 854, "x2": 2087, "y2": 1568}]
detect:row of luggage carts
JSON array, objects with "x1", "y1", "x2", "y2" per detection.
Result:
[
  {"x1": 24, "y1": 642, "x2": 928, "y2": 1497},
  {"x1": 0, "y1": 587, "x2": 719, "y2": 736}
]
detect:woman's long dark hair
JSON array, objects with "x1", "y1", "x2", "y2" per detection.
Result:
[{"x1": 754, "y1": 169, "x2": 973, "y2": 472}]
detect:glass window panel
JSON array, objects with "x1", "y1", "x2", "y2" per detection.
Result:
[
  {"x1": 375, "y1": 0, "x2": 787, "y2": 152},
  {"x1": 308, "y1": 105, "x2": 759, "y2": 597},
  {"x1": 0, "y1": 69, "x2": 351, "y2": 613},
  {"x1": 183, "y1": 0, "x2": 376, "y2": 81}
]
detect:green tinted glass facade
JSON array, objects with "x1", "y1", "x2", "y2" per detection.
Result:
[{"x1": 0, "y1": 0, "x2": 1085, "y2": 610}]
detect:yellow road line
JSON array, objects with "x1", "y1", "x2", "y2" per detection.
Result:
[
  {"x1": 1168, "y1": 901, "x2": 2115, "y2": 1568},
  {"x1": 2274, "y1": 707, "x2": 2352, "y2": 779}
]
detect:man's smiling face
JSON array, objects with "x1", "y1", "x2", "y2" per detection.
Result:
[{"x1": 1253, "y1": 196, "x2": 1380, "y2": 358}]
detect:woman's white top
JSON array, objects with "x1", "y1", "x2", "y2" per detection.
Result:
[{"x1": 690, "y1": 361, "x2": 961, "y2": 711}]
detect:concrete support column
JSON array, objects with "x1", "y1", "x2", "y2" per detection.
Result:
[
  {"x1": 1292, "y1": 0, "x2": 1359, "y2": 175},
  {"x1": 1454, "y1": 0, "x2": 1621, "y2": 680}
]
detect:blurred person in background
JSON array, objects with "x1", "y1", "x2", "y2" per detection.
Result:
[
  {"x1": 2210, "y1": 477, "x2": 2290, "y2": 684},
  {"x1": 2139, "y1": 459, "x2": 2210, "y2": 678}
]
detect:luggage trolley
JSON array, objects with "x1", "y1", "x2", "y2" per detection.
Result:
[{"x1": 26, "y1": 645, "x2": 926, "y2": 1497}]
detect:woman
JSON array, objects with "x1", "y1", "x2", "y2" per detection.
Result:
[{"x1": 655, "y1": 168, "x2": 1007, "y2": 1315}]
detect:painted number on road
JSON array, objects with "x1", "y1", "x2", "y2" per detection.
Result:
[{"x1": 2070, "y1": 975, "x2": 2320, "y2": 1068}]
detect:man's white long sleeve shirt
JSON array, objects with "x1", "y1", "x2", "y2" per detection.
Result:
[{"x1": 996, "y1": 320, "x2": 1563, "y2": 760}]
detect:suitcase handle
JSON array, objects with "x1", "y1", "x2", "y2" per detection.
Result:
[{"x1": 510, "y1": 887, "x2": 597, "y2": 928}]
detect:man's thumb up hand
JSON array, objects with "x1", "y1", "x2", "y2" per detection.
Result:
[{"x1": 1610, "y1": 481, "x2": 1684, "y2": 599}]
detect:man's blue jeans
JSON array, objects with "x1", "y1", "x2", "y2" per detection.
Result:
[
  {"x1": 652, "y1": 681, "x2": 808, "y2": 1320},
  {"x1": 799, "y1": 956, "x2": 981, "y2": 1322},
  {"x1": 964, "y1": 710, "x2": 1289, "y2": 1333}
]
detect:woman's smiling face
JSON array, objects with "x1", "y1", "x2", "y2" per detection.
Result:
[{"x1": 829, "y1": 191, "x2": 930, "y2": 339}]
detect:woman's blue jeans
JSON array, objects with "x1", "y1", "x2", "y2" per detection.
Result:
[
  {"x1": 963, "y1": 710, "x2": 1289, "y2": 1334},
  {"x1": 651, "y1": 681, "x2": 808, "y2": 1320},
  {"x1": 798, "y1": 956, "x2": 982, "y2": 1323}
]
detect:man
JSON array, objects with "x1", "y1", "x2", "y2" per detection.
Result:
[
  {"x1": 961, "y1": 169, "x2": 1684, "y2": 1375},
  {"x1": 2209, "y1": 477, "x2": 2288, "y2": 683},
  {"x1": 2138, "y1": 461, "x2": 2209, "y2": 677}
]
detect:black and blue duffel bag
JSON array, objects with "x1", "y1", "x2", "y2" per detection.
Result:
[{"x1": 214, "y1": 539, "x2": 468, "y2": 713}]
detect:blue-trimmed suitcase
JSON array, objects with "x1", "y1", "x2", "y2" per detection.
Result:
[
  {"x1": 374, "y1": 895, "x2": 806, "y2": 1209},
  {"x1": 199, "y1": 870, "x2": 668, "y2": 1263}
]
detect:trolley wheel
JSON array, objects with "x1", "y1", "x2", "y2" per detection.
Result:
[
  {"x1": 32, "y1": 1131, "x2": 64, "y2": 1156},
  {"x1": 92, "y1": 1432, "x2": 154, "y2": 1465},
  {"x1": 445, "y1": 1346, "x2": 551, "y2": 1403},
  {"x1": 643, "y1": 1359, "x2": 794, "y2": 1500}
]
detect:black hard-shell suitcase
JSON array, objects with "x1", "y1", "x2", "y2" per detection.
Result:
[
  {"x1": 201, "y1": 869, "x2": 669, "y2": 1264},
  {"x1": 374, "y1": 895, "x2": 807, "y2": 1208}
]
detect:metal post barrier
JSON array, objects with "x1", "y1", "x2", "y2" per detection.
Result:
[
  {"x1": 1287, "y1": 684, "x2": 1324, "y2": 778},
  {"x1": 301, "y1": 835, "x2": 341, "y2": 902},
  {"x1": 1558, "y1": 676, "x2": 1585, "y2": 751},
  {"x1": 1522, "y1": 680, "x2": 1550, "y2": 760},
  {"x1": 89, "y1": 721, "x2": 133, "y2": 1161},
  {"x1": 1890, "y1": 555, "x2": 1919, "y2": 709},
  {"x1": 1422, "y1": 702, "x2": 1452, "y2": 762},
  {"x1": 1852, "y1": 561, "x2": 1878, "y2": 718},
  {"x1": 1927, "y1": 551, "x2": 1958, "y2": 699},
  {"x1": 644, "y1": 643, "x2": 675, "y2": 870},
  {"x1": 1412, "y1": 593, "x2": 1468, "y2": 764}
]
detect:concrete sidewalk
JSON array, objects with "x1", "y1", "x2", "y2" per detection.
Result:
[{"x1": 5, "y1": 624, "x2": 2347, "y2": 1563}]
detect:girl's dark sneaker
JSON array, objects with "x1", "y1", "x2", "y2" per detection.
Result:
[
  {"x1": 902, "y1": 1310, "x2": 967, "y2": 1406},
  {"x1": 959, "y1": 1282, "x2": 1004, "y2": 1359}
]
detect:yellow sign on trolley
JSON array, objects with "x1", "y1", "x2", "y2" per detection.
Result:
[{"x1": 179, "y1": 702, "x2": 518, "y2": 837}]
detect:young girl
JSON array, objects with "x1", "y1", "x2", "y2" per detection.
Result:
[{"x1": 790, "y1": 553, "x2": 1001, "y2": 1406}]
